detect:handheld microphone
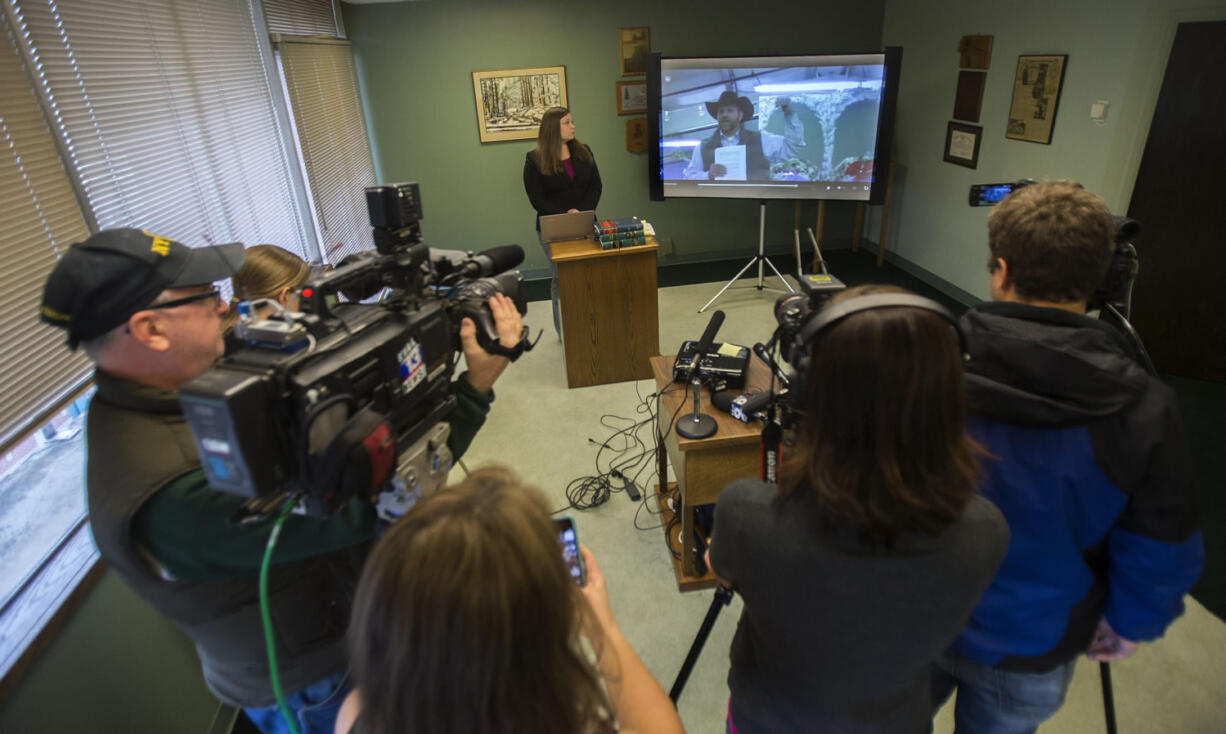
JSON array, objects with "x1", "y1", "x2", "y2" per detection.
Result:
[
  {"x1": 676, "y1": 311, "x2": 724, "y2": 440},
  {"x1": 711, "y1": 390, "x2": 773, "y2": 423},
  {"x1": 752, "y1": 342, "x2": 790, "y2": 389},
  {"x1": 687, "y1": 310, "x2": 725, "y2": 381}
]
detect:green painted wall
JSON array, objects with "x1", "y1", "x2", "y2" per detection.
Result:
[
  {"x1": 0, "y1": 571, "x2": 221, "y2": 734},
  {"x1": 340, "y1": 0, "x2": 887, "y2": 278},
  {"x1": 875, "y1": 0, "x2": 1226, "y2": 302}
]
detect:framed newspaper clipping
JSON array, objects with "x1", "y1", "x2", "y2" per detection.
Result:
[{"x1": 1006, "y1": 54, "x2": 1067, "y2": 144}]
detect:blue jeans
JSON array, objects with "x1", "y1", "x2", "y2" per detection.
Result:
[
  {"x1": 931, "y1": 651, "x2": 1075, "y2": 734},
  {"x1": 243, "y1": 670, "x2": 351, "y2": 734}
]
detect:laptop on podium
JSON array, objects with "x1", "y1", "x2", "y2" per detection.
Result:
[{"x1": 539, "y1": 210, "x2": 596, "y2": 243}]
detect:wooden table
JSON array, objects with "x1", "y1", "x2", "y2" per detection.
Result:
[
  {"x1": 551, "y1": 236, "x2": 659, "y2": 388},
  {"x1": 651, "y1": 354, "x2": 773, "y2": 590}
]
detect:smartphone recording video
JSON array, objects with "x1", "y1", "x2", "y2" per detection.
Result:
[{"x1": 554, "y1": 516, "x2": 586, "y2": 586}]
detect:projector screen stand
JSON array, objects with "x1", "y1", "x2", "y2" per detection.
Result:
[{"x1": 699, "y1": 201, "x2": 795, "y2": 313}]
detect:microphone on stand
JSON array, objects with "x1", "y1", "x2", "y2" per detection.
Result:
[{"x1": 676, "y1": 310, "x2": 724, "y2": 439}]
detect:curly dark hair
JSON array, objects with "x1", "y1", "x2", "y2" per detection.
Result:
[{"x1": 987, "y1": 180, "x2": 1115, "y2": 303}]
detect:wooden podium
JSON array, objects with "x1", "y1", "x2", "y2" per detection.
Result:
[
  {"x1": 651, "y1": 354, "x2": 772, "y2": 590},
  {"x1": 550, "y1": 237, "x2": 659, "y2": 388}
]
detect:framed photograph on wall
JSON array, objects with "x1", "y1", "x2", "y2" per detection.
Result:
[
  {"x1": 958, "y1": 35, "x2": 993, "y2": 69},
  {"x1": 619, "y1": 27, "x2": 650, "y2": 76},
  {"x1": 471, "y1": 66, "x2": 567, "y2": 143},
  {"x1": 1006, "y1": 54, "x2": 1067, "y2": 144},
  {"x1": 944, "y1": 121, "x2": 982, "y2": 168},
  {"x1": 616, "y1": 80, "x2": 647, "y2": 115}
]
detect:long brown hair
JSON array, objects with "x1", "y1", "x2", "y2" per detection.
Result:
[
  {"x1": 348, "y1": 466, "x2": 616, "y2": 734},
  {"x1": 533, "y1": 106, "x2": 592, "y2": 176},
  {"x1": 778, "y1": 285, "x2": 980, "y2": 548}
]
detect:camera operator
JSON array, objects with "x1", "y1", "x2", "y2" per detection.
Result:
[
  {"x1": 39, "y1": 228, "x2": 523, "y2": 734},
  {"x1": 708, "y1": 285, "x2": 1010, "y2": 733},
  {"x1": 931, "y1": 181, "x2": 1204, "y2": 732}
]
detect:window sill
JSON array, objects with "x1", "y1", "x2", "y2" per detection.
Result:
[{"x1": 0, "y1": 519, "x2": 102, "y2": 703}]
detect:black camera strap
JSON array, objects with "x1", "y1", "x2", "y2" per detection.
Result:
[{"x1": 483, "y1": 326, "x2": 539, "y2": 362}]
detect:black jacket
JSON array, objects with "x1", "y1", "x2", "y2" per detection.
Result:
[{"x1": 523, "y1": 143, "x2": 602, "y2": 229}]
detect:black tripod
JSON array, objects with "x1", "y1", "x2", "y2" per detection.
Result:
[
  {"x1": 668, "y1": 398, "x2": 784, "y2": 705},
  {"x1": 668, "y1": 585, "x2": 734, "y2": 703}
]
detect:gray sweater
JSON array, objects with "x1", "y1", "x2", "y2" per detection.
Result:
[{"x1": 710, "y1": 479, "x2": 1008, "y2": 733}]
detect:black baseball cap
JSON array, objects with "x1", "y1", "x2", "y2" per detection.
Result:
[{"x1": 40, "y1": 228, "x2": 245, "y2": 348}]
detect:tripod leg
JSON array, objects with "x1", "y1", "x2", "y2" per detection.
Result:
[
  {"x1": 761, "y1": 256, "x2": 796, "y2": 293},
  {"x1": 1100, "y1": 662, "x2": 1118, "y2": 734},
  {"x1": 669, "y1": 586, "x2": 734, "y2": 704},
  {"x1": 699, "y1": 257, "x2": 761, "y2": 312}
]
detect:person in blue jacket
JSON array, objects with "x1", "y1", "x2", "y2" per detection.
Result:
[{"x1": 932, "y1": 180, "x2": 1204, "y2": 733}]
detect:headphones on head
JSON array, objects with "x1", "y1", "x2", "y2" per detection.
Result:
[{"x1": 782, "y1": 293, "x2": 968, "y2": 399}]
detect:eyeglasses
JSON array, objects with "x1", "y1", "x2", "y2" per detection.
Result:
[{"x1": 145, "y1": 287, "x2": 222, "y2": 311}]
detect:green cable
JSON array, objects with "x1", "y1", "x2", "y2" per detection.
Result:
[{"x1": 260, "y1": 499, "x2": 302, "y2": 734}]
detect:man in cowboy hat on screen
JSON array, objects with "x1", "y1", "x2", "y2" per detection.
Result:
[{"x1": 683, "y1": 90, "x2": 806, "y2": 180}]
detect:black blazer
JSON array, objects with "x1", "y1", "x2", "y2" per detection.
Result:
[{"x1": 523, "y1": 144, "x2": 602, "y2": 229}]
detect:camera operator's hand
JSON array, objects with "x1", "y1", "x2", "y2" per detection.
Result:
[
  {"x1": 461, "y1": 293, "x2": 522, "y2": 394},
  {"x1": 1085, "y1": 618, "x2": 1139, "y2": 662}
]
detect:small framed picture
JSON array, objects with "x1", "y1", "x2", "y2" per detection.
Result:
[
  {"x1": 619, "y1": 27, "x2": 650, "y2": 76},
  {"x1": 616, "y1": 80, "x2": 647, "y2": 115},
  {"x1": 944, "y1": 121, "x2": 982, "y2": 168}
]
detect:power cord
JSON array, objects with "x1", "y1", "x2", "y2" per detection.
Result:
[{"x1": 259, "y1": 499, "x2": 302, "y2": 734}]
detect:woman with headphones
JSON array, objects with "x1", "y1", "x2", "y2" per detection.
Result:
[{"x1": 708, "y1": 285, "x2": 1010, "y2": 733}]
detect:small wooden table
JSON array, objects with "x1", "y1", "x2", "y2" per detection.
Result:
[
  {"x1": 551, "y1": 236, "x2": 659, "y2": 388},
  {"x1": 651, "y1": 354, "x2": 773, "y2": 590}
]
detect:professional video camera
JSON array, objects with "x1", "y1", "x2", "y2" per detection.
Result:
[{"x1": 180, "y1": 182, "x2": 534, "y2": 519}]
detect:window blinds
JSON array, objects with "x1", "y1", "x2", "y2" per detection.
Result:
[
  {"x1": 0, "y1": 21, "x2": 92, "y2": 451},
  {"x1": 10, "y1": 0, "x2": 311, "y2": 262},
  {"x1": 277, "y1": 36, "x2": 376, "y2": 263},
  {"x1": 262, "y1": 0, "x2": 339, "y2": 37}
]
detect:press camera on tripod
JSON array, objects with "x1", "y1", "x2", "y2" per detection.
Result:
[{"x1": 181, "y1": 182, "x2": 535, "y2": 521}]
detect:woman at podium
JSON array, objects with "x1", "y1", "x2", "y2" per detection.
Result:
[
  {"x1": 523, "y1": 106, "x2": 602, "y2": 335},
  {"x1": 708, "y1": 285, "x2": 1010, "y2": 733}
]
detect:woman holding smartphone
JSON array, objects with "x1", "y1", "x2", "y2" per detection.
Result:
[
  {"x1": 708, "y1": 285, "x2": 1010, "y2": 733},
  {"x1": 523, "y1": 107, "x2": 602, "y2": 336},
  {"x1": 335, "y1": 466, "x2": 681, "y2": 734}
]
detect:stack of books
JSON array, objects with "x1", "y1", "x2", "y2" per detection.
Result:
[{"x1": 595, "y1": 216, "x2": 647, "y2": 249}]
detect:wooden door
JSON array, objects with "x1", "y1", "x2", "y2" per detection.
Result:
[{"x1": 1126, "y1": 21, "x2": 1226, "y2": 381}]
